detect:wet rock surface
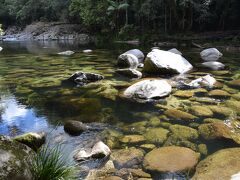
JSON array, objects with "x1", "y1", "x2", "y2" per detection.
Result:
[
  {"x1": 116, "y1": 68, "x2": 142, "y2": 79},
  {"x1": 143, "y1": 146, "x2": 199, "y2": 173},
  {"x1": 64, "y1": 120, "x2": 88, "y2": 135},
  {"x1": 192, "y1": 148, "x2": 240, "y2": 180},
  {"x1": 200, "y1": 48, "x2": 223, "y2": 61}
]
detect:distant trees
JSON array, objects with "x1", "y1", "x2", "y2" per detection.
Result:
[{"x1": 0, "y1": 0, "x2": 240, "y2": 33}]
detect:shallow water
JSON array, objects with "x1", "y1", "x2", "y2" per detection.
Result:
[{"x1": 0, "y1": 40, "x2": 239, "y2": 179}]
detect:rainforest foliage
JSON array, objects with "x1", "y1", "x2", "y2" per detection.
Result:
[{"x1": 0, "y1": 0, "x2": 240, "y2": 34}]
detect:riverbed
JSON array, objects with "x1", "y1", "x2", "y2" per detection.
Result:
[{"x1": 0, "y1": 40, "x2": 239, "y2": 179}]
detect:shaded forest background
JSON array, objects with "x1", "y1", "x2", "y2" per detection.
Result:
[{"x1": 0, "y1": 0, "x2": 240, "y2": 37}]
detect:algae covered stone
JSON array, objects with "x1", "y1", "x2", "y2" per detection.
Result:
[
  {"x1": 14, "y1": 132, "x2": 46, "y2": 151},
  {"x1": 64, "y1": 120, "x2": 88, "y2": 136},
  {"x1": 228, "y1": 79, "x2": 240, "y2": 89},
  {"x1": 169, "y1": 124, "x2": 199, "y2": 141},
  {"x1": 192, "y1": 148, "x2": 240, "y2": 180},
  {"x1": 143, "y1": 146, "x2": 199, "y2": 173},
  {"x1": 144, "y1": 128, "x2": 169, "y2": 144},
  {"x1": 190, "y1": 106, "x2": 213, "y2": 117},
  {"x1": 173, "y1": 90, "x2": 194, "y2": 98},
  {"x1": 164, "y1": 108, "x2": 197, "y2": 121},
  {"x1": 120, "y1": 135, "x2": 146, "y2": 144},
  {"x1": 208, "y1": 105, "x2": 234, "y2": 117},
  {"x1": 208, "y1": 89, "x2": 231, "y2": 98},
  {"x1": 225, "y1": 100, "x2": 240, "y2": 115}
]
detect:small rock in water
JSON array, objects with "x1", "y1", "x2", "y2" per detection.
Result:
[
  {"x1": 202, "y1": 61, "x2": 225, "y2": 70},
  {"x1": 0, "y1": 47, "x2": 3, "y2": 52},
  {"x1": 66, "y1": 71, "x2": 104, "y2": 86},
  {"x1": 64, "y1": 120, "x2": 88, "y2": 135},
  {"x1": 57, "y1": 50, "x2": 75, "y2": 55},
  {"x1": 14, "y1": 132, "x2": 46, "y2": 151},
  {"x1": 123, "y1": 79, "x2": 172, "y2": 102},
  {"x1": 117, "y1": 49, "x2": 145, "y2": 69},
  {"x1": 168, "y1": 48, "x2": 182, "y2": 55},
  {"x1": 186, "y1": 75, "x2": 217, "y2": 88},
  {"x1": 116, "y1": 68, "x2": 142, "y2": 79},
  {"x1": 83, "y1": 49, "x2": 92, "y2": 53},
  {"x1": 200, "y1": 48, "x2": 223, "y2": 61},
  {"x1": 74, "y1": 141, "x2": 111, "y2": 161}
]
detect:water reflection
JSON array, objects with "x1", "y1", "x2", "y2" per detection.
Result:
[{"x1": 0, "y1": 95, "x2": 49, "y2": 136}]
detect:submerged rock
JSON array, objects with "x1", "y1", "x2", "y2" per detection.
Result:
[
  {"x1": 208, "y1": 89, "x2": 231, "y2": 98},
  {"x1": 190, "y1": 106, "x2": 213, "y2": 117},
  {"x1": 164, "y1": 108, "x2": 197, "y2": 121},
  {"x1": 57, "y1": 50, "x2": 75, "y2": 55},
  {"x1": 120, "y1": 135, "x2": 146, "y2": 144},
  {"x1": 111, "y1": 148, "x2": 144, "y2": 169},
  {"x1": 0, "y1": 136, "x2": 33, "y2": 180},
  {"x1": 143, "y1": 49, "x2": 193, "y2": 74},
  {"x1": 225, "y1": 100, "x2": 240, "y2": 115},
  {"x1": 169, "y1": 124, "x2": 199, "y2": 141},
  {"x1": 67, "y1": 71, "x2": 104, "y2": 86},
  {"x1": 14, "y1": 132, "x2": 46, "y2": 151},
  {"x1": 117, "y1": 49, "x2": 144, "y2": 69},
  {"x1": 74, "y1": 141, "x2": 111, "y2": 161},
  {"x1": 116, "y1": 68, "x2": 142, "y2": 79},
  {"x1": 143, "y1": 146, "x2": 199, "y2": 173},
  {"x1": 168, "y1": 48, "x2": 182, "y2": 55},
  {"x1": 200, "y1": 48, "x2": 223, "y2": 61},
  {"x1": 123, "y1": 79, "x2": 172, "y2": 102},
  {"x1": 64, "y1": 120, "x2": 88, "y2": 136},
  {"x1": 192, "y1": 148, "x2": 240, "y2": 180},
  {"x1": 144, "y1": 128, "x2": 169, "y2": 144},
  {"x1": 228, "y1": 79, "x2": 240, "y2": 89},
  {"x1": 202, "y1": 61, "x2": 225, "y2": 70},
  {"x1": 198, "y1": 122, "x2": 240, "y2": 144}
]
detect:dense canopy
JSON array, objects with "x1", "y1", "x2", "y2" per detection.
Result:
[{"x1": 0, "y1": 0, "x2": 240, "y2": 33}]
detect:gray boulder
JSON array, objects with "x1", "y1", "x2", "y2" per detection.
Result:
[
  {"x1": 116, "y1": 69, "x2": 142, "y2": 79},
  {"x1": 200, "y1": 48, "x2": 223, "y2": 61},
  {"x1": 67, "y1": 71, "x2": 104, "y2": 86},
  {"x1": 74, "y1": 141, "x2": 111, "y2": 161},
  {"x1": 57, "y1": 50, "x2": 75, "y2": 56},
  {"x1": 64, "y1": 120, "x2": 88, "y2": 136},
  {"x1": 202, "y1": 61, "x2": 225, "y2": 70},
  {"x1": 0, "y1": 135, "x2": 33, "y2": 180},
  {"x1": 168, "y1": 48, "x2": 182, "y2": 55},
  {"x1": 117, "y1": 49, "x2": 144, "y2": 69},
  {"x1": 123, "y1": 79, "x2": 172, "y2": 102},
  {"x1": 143, "y1": 49, "x2": 193, "y2": 74}
]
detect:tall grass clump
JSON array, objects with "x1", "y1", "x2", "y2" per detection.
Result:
[{"x1": 30, "y1": 144, "x2": 77, "y2": 180}]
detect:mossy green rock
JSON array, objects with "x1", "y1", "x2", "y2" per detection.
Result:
[
  {"x1": 148, "y1": 117, "x2": 161, "y2": 126},
  {"x1": 192, "y1": 148, "x2": 240, "y2": 180},
  {"x1": 0, "y1": 136, "x2": 33, "y2": 180},
  {"x1": 197, "y1": 144, "x2": 208, "y2": 156},
  {"x1": 111, "y1": 148, "x2": 144, "y2": 169},
  {"x1": 143, "y1": 146, "x2": 199, "y2": 173},
  {"x1": 225, "y1": 100, "x2": 240, "y2": 115},
  {"x1": 164, "y1": 108, "x2": 197, "y2": 121},
  {"x1": 120, "y1": 135, "x2": 146, "y2": 144},
  {"x1": 198, "y1": 122, "x2": 239, "y2": 144},
  {"x1": 173, "y1": 90, "x2": 194, "y2": 98},
  {"x1": 208, "y1": 105, "x2": 234, "y2": 117},
  {"x1": 190, "y1": 106, "x2": 213, "y2": 117},
  {"x1": 208, "y1": 89, "x2": 231, "y2": 98},
  {"x1": 228, "y1": 79, "x2": 240, "y2": 89},
  {"x1": 144, "y1": 128, "x2": 169, "y2": 144},
  {"x1": 14, "y1": 132, "x2": 46, "y2": 151},
  {"x1": 169, "y1": 124, "x2": 199, "y2": 141},
  {"x1": 203, "y1": 118, "x2": 223, "y2": 123}
]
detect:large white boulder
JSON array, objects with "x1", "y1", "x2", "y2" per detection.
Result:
[
  {"x1": 200, "y1": 48, "x2": 223, "y2": 61},
  {"x1": 123, "y1": 79, "x2": 172, "y2": 102},
  {"x1": 143, "y1": 49, "x2": 193, "y2": 74},
  {"x1": 117, "y1": 49, "x2": 144, "y2": 69},
  {"x1": 202, "y1": 61, "x2": 225, "y2": 70},
  {"x1": 168, "y1": 48, "x2": 182, "y2": 55},
  {"x1": 0, "y1": 47, "x2": 2, "y2": 52}
]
